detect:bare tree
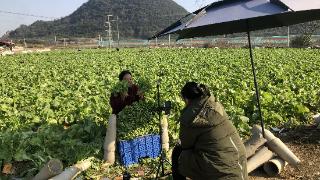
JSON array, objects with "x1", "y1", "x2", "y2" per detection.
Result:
[{"x1": 291, "y1": 20, "x2": 320, "y2": 47}]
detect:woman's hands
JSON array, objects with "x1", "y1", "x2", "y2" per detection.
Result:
[
  {"x1": 120, "y1": 92, "x2": 128, "y2": 100},
  {"x1": 137, "y1": 90, "x2": 144, "y2": 99}
]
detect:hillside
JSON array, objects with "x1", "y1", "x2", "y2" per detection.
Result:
[
  {"x1": 5, "y1": 0, "x2": 320, "y2": 40},
  {"x1": 253, "y1": 20, "x2": 320, "y2": 36},
  {"x1": 6, "y1": 0, "x2": 188, "y2": 39}
]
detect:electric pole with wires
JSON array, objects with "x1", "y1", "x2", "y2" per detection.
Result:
[
  {"x1": 116, "y1": 16, "x2": 120, "y2": 48},
  {"x1": 105, "y1": 14, "x2": 113, "y2": 48},
  {"x1": 105, "y1": 14, "x2": 120, "y2": 48}
]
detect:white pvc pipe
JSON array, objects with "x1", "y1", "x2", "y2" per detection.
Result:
[
  {"x1": 252, "y1": 125, "x2": 275, "y2": 142},
  {"x1": 245, "y1": 126, "x2": 267, "y2": 158},
  {"x1": 33, "y1": 159, "x2": 63, "y2": 180},
  {"x1": 104, "y1": 114, "x2": 117, "y2": 164},
  {"x1": 247, "y1": 146, "x2": 274, "y2": 173},
  {"x1": 49, "y1": 158, "x2": 92, "y2": 180},
  {"x1": 314, "y1": 114, "x2": 320, "y2": 126},
  {"x1": 254, "y1": 125, "x2": 301, "y2": 168},
  {"x1": 49, "y1": 167, "x2": 80, "y2": 180},
  {"x1": 263, "y1": 157, "x2": 288, "y2": 177},
  {"x1": 267, "y1": 138, "x2": 300, "y2": 168},
  {"x1": 161, "y1": 115, "x2": 170, "y2": 152}
]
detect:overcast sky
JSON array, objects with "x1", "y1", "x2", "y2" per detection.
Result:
[{"x1": 0, "y1": 0, "x2": 215, "y2": 37}]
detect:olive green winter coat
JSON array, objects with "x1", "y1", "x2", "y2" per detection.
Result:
[{"x1": 178, "y1": 95, "x2": 248, "y2": 180}]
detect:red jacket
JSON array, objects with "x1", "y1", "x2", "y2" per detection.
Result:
[{"x1": 109, "y1": 84, "x2": 141, "y2": 114}]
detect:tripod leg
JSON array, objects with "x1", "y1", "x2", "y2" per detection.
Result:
[
  {"x1": 156, "y1": 151, "x2": 171, "y2": 178},
  {"x1": 161, "y1": 152, "x2": 165, "y2": 176},
  {"x1": 155, "y1": 157, "x2": 162, "y2": 179}
]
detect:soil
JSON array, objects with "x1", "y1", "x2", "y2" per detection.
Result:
[
  {"x1": 249, "y1": 125, "x2": 320, "y2": 180},
  {"x1": 1, "y1": 125, "x2": 319, "y2": 180},
  {"x1": 109, "y1": 125, "x2": 320, "y2": 180},
  {"x1": 0, "y1": 46, "x2": 51, "y2": 56}
]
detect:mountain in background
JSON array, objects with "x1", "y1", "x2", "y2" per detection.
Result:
[
  {"x1": 252, "y1": 20, "x2": 320, "y2": 37},
  {"x1": 6, "y1": 0, "x2": 188, "y2": 39},
  {"x1": 4, "y1": 0, "x2": 320, "y2": 40}
]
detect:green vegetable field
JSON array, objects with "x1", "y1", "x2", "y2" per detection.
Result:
[{"x1": 0, "y1": 48, "x2": 319, "y2": 178}]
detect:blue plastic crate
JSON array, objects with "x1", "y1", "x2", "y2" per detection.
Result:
[
  {"x1": 138, "y1": 136, "x2": 147, "y2": 157},
  {"x1": 145, "y1": 135, "x2": 154, "y2": 157},
  {"x1": 118, "y1": 140, "x2": 134, "y2": 166},
  {"x1": 131, "y1": 139, "x2": 140, "y2": 162},
  {"x1": 118, "y1": 134, "x2": 161, "y2": 166},
  {"x1": 123, "y1": 153, "x2": 133, "y2": 166},
  {"x1": 152, "y1": 135, "x2": 161, "y2": 158}
]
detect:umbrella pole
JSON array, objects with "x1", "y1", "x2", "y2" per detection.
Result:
[{"x1": 246, "y1": 29, "x2": 265, "y2": 137}]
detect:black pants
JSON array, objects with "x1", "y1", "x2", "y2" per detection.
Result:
[{"x1": 171, "y1": 144, "x2": 186, "y2": 180}]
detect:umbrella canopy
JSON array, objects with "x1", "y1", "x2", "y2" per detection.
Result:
[
  {"x1": 153, "y1": 0, "x2": 320, "y2": 39},
  {"x1": 152, "y1": 0, "x2": 320, "y2": 136}
]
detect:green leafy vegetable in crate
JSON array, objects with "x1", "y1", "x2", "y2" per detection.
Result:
[{"x1": 117, "y1": 100, "x2": 159, "y2": 140}]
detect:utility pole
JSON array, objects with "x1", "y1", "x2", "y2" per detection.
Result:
[
  {"x1": 98, "y1": 34, "x2": 101, "y2": 46},
  {"x1": 23, "y1": 38, "x2": 27, "y2": 48},
  {"x1": 105, "y1": 14, "x2": 113, "y2": 48},
  {"x1": 116, "y1": 16, "x2": 120, "y2": 48}
]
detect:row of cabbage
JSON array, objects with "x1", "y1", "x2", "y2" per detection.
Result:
[{"x1": 0, "y1": 48, "x2": 319, "y2": 178}]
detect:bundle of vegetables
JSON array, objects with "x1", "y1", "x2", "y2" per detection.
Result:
[
  {"x1": 136, "y1": 77, "x2": 152, "y2": 94},
  {"x1": 111, "y1": 81, "x2": 129, "y2": 96},
  {"x1": 117, "y1": 100, "x2": 159, "y2": 140}
]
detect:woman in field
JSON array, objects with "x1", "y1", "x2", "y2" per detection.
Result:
[
  {"x1": 109, "y1": 70, "x2": 144, "y2": 115},
  {"x1": 172, "y1": 82, "x2": 248, "y2": 180}
]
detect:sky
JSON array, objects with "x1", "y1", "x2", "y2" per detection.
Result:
[{"x1": 0, "y1": 0, "x2": 215, "y2": 37}]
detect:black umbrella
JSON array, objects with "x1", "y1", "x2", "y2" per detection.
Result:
[{"x1": 152, "y1": 0, "x2": 320, "y2": 136}]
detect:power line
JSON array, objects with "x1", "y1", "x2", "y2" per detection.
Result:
[{"x1": 0, "y1": 10, "x2": 57, "y2": 19}]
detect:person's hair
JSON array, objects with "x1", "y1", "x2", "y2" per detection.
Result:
[
  {"x1": 119, "y1": 70, "x2": 132, "y2": 81},
  {"x1": 181, "y1": 82, "x2": 211, "y2": 100}
]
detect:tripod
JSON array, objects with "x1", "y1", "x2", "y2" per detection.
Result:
[{"x1": 154, "y1": 78, "x2": 172, "y2": 179}]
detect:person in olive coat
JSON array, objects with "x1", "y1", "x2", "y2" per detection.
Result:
[{"x1": 171, "y1": 82, "x2": 248, "y2": 180}]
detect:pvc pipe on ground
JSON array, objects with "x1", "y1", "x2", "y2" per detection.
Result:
[
  {"x1": 245, "y1": 126, "x2": 267, "y2": 158},
  {"x1": 247, "y1": 146, "x2": 274, "y2": 173},
  {"x1": 254, "y1": 125, "x2": 301, "y2": 168},
  {"x1": 49, "y1": 167, "x2": 79, "y2": 180},
  {"x1": 49, "y1": 158, "x2": 92, "y2": 180},
  {"x1": 267, "y1": 138, "x2": 300, "y2": 168},
  {"x1": 161, "y1": 115, "x2": 169, "y2": 152},
  {"x1": 252, "y1": 125, "x2": 275, "y2": 142},
  {"x1": 314, "y1": 114, "x2": 320, "y2": 126},
  {"x1": 33, "y1": 159, "x2": 63, "y2": 180},
  {"x1": 263, "y1": 157, "x2": 288, "y2": 177},
  {"x1": 104, "y1": 114, "x2": 117, "y2": 164}
]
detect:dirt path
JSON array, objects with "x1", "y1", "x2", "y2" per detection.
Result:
[{"x1": 1, "y1": 46, "x2": 51, "y2": 56}]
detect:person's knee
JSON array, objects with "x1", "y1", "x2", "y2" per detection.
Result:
[
  {"x1": 171, "y1": 144, "x2": 186, "y2": 180},
  {"x1": 172, "y1": 144, "x2": 183, "y2": 167}
]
